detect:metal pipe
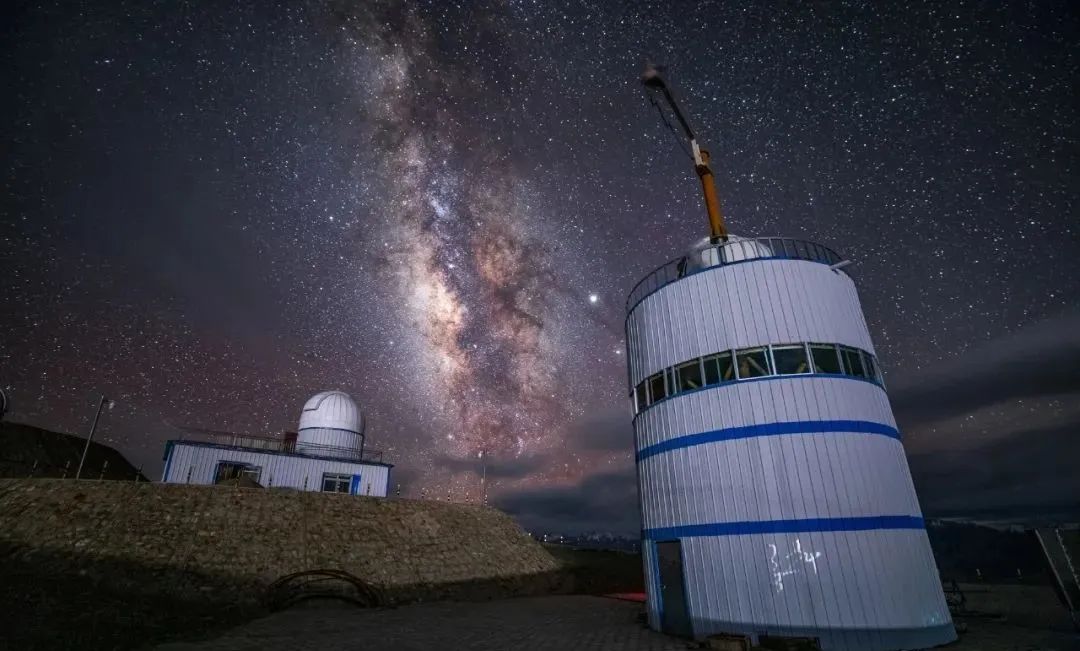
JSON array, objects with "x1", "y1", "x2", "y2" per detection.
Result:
[{"x1": 75, "y1": 394, "x2": 108, "y2": 480}]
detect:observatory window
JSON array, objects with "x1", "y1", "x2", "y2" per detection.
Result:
[
  {"x1": 632, "y1": 343, "x2": 885, "y2": 414},
  {"x1": 772, "y1": 345, "x2": 810, "y2": 375},
  {"x1": 736, "y1": 347, "x2": 772, "y2": 379},
  {"x1": 214, "y1": 462, "x2": 261, "y2": 485},
  {"x1": 676, "y1": 360, "x2": 704, "y2": 391},
  {"x1": 702, "y1": 352, "x2": 735, "y2": 385},
  {"x1": 321, "y1": 473, "x2": 351, "y2": 494},
  {"x1": 863, "y1": 354, "x2": 880, "y2": 383},
  {"x1": 840, "y1": 347, "x2": 867, "y2": 378},
  {"x1": 648, "y1": 372, "x2": 667, "y2": 404},
  {"x1": 810, "y1": 344, "x2": 842, "y2": 375}
]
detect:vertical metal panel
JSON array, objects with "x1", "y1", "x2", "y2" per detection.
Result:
[
  {"x1": 161, "y1": 443, "x2": 389, "y2": 497},
  {"x1": 637, "y1": 377, "x2": 896, "y2": 448},
  {"x1": 639, "y1": 437, "x2": 917, "y2": 527},
  {"x1": 295, "y1": 427, "x2": 363, "y2": 452},
  {"x1": 627, "y1": 260, "x2": 875, "y2": 387}
]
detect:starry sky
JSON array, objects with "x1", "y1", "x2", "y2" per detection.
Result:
[{"x1": 3, "y1": 1, "x2": 1078, "y2": 534}]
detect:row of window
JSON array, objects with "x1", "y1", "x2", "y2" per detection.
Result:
[
  {"x1": 632, "y1": 342, "x2": 883, "y2": 413},
  {"x1": 213, "y1": 462, "x2": 364, "y2": 495}
]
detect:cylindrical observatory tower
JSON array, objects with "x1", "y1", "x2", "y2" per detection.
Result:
[{"x1": 629, "y1": 67, "x2": 955, "y2": 650}]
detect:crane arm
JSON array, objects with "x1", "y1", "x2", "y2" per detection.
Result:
[{"x1": 642, "y1": 65, "x2": 729, "y2": 242}]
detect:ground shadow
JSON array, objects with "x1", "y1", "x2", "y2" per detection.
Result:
[{"x1": 0, "y1": 542, "x2": 588, "y2": 650}]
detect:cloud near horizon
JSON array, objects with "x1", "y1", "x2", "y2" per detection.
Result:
[
  {"x1": 889, "y1": 312, "x2": 1080, "y2": 427},
  {"x1": 492, "y1": 312, "x2": 1080, "y2": 532},
  {"x1": 889, "y1": 312, "x2": 1080, "y2": 518}
]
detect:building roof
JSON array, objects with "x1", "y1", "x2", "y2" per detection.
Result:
[{"x1": 164, "y1": 439, "x2": 393, "y2": 468}]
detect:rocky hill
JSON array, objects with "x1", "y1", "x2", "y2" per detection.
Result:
[
  {"x1": 0, "y1": 420, "x2": 146, "y2": 481},
  {"x1": 0, "y1": 479, "x2": 565, "y2": 649}
]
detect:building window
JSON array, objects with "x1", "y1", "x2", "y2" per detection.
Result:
[
  {"x1": 632, "y1": 342, "x2": 884, "y2": 415},
  {"x1": 635, "y1": 382, "x2": 648, "y2": 411},
  {"x1": 840, "y1": 346, "x2": 867, "y2": 378},
  {"x1": 772, "y1": 345, "x2": 810, "y2": 375},
  {"x1": 322, "y1": 473, "x2": 351, "y2": 494},
  {"x1": 810, "y1": 344, "x2": 842, "y2": 374},
  {"x1": 863, "y1": 353, "x2": 880, "y2": 383},
  {"x1": 676, "y1": 360, "x2": 703, "y2": 391},
  {"x1": 215, "y1": 462, "x2": 261, "y2": 485},
  {"x1": 702, "y1": 351, "x2": 734, "y2": 385},
  {"x1": 648, "y1": 372, "x2": 666, "y2": 403},
  {"x1": 736, "y1": 347, "x2": 771, "y2": 379}
]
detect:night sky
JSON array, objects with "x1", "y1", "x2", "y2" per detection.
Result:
[{"x1": 3, "y1": 1, "x2": 1078, "y2": 534}]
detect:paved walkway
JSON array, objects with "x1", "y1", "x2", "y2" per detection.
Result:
[{"x1": 154, "y1": 596, "x2": 687, "y2": 651}]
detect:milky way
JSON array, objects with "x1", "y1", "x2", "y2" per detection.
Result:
[
  {"x1": 2, "y1": 1, "x2": 1077, "y2": 531},
  {"x1": 332, "y1": 2, "x2": 578, "y2": 491}
]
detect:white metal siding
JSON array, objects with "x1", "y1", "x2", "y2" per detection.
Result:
[
  {"x1": 639, "y1": 435, "x2": 919, "y2": 529},
  {"x1": 635, "y1": 377, "x2": 895, "y2": 451},
  {"x1": 162, "y1": 443, "x2": 389, "y2": 497},
  {"x1": 295, "y1": 427, "x2": 363, "y2": 452},
  {"x1": 627, "y1": 260, "x2": 875, "y2": 387},
  {"x1": 627, "y1": 256, "x2": 954, "y2": 650},
  {"x1": 680, "y1": 530, "x2": 952, "y2": 640}
]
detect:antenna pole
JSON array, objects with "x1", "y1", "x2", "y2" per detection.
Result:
[
  {"x1": 642, "y1": 65, "x2": 729, "y2": 242},
  {"x1": 76, "y1": 394, "x2": 108, "y2": 480}
]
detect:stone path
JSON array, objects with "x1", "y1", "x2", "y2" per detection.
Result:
[{"x1": 154, "y1": 596, "x2": 687, "y2": 651}]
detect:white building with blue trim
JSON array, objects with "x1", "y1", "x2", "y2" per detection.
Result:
[
  {"x1": 161, "y1": 391, "x2": 391, "y2": 496},
  {"x1": 626, "y1": 236, "x2": 955, "y2": 650}
]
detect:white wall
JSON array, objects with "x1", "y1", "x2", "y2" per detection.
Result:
[
  {"x1": 162, "y1": 442, "x2": 390, "y2": 497},
  {"x1": 627, "y1": 256, "x2": 954, "y2": 650},
  {"x1": 627, "y1": 260, "x2": 875, "y2": 388}
]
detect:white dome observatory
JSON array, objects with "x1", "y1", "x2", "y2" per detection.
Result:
[{"x1": 296, "y1": 390, "x2": 365, "y2": 457}]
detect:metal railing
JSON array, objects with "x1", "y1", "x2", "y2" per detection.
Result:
[
  {"x1": 626, "y1": 237, "x2": 845, "y2": 312},
  {"x1": 175, "y1": 429, "x2": 383, "y2": 464}
]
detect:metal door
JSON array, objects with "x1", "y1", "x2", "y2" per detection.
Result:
[{"x1": 657, "y1": 540, "x2": 692, "y2": 636}]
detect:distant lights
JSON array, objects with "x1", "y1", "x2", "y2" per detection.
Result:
[{"x1": 588, "y1": 293, "x2": 599, "y2": 304}]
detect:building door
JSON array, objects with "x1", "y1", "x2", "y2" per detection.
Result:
[
  {"x1": 657, "y1": 540, "x2": 692, "y2": 637},
  {"x1": 349, "y1": 474, "x2": 363, "y2": 495}
]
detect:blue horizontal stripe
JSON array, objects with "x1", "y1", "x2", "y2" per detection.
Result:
[
  {"x1": 636, "y1": 419, "x2": 900, "y2": 462},
  {"x1": 644, "y1": 515, "x2": 925, "y2": 540}
]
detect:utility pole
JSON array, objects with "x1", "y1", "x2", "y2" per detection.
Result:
[
  {"x1": 479, "y1": 449, "x2": 487, "y2": 505},
  {"x1": 76, "y1": 394, "x2": 112, "y2": 480}
]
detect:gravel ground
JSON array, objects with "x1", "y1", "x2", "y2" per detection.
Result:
[{"x1": 150, "y1": 595, "x2": 1080, "y2": 651}]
